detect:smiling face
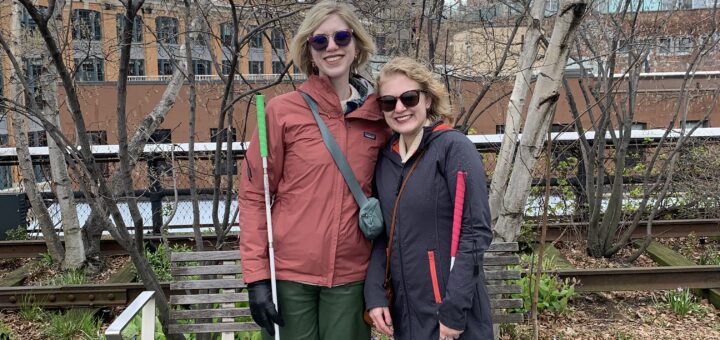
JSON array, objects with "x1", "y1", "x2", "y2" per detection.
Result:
[
  {"x1": 309, "y1": 14, "x2": 356, "y2": 83},
  {"x1": 379, "y1": 73, "x2": 431, "y2": 140}
]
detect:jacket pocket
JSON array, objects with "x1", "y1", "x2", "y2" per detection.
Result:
[{"x1": 427, "y1": 250, "x2": 442, "y2": 304}]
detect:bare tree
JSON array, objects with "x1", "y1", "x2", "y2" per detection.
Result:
[{"x1": 494, "y1": 0, "x2": 588, "y2": 242}]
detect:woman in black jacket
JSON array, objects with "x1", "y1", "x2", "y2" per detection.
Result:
[{"x1": 364, "y1": 57, "x2": 494, "y2": 340}]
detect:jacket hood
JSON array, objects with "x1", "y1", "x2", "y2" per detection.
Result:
[{"x1": 384, "y1": 121, "x2": 454, "y2": 161}]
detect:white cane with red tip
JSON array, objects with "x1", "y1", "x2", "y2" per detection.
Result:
[{"x1": 451, "y1": 171, "x2": 466, "y2": 270}]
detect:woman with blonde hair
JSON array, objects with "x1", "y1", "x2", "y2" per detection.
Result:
[
  {"x1": 239, "y1": 1, "x2": 389, "y2": 339},
  {"x1": 364, "y1": 57, "x2": 494, "y2": 339}
]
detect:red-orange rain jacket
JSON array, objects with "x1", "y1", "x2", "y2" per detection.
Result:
[{"x1": 239, "y1": 75, "x2": 390, "y2": 286}]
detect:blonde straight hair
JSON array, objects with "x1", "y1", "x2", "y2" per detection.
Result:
[
  {"x1": 377, "y1": 57, "x2": 454, "y2": 125},
  {"x1": 290, "y1": 1, "x2": 375, "y2": 76}
]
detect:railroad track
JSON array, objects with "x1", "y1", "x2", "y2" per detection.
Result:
[
  {"x1": 543, "y1": 219, "x2": 720, "y2": 241},
  {"x1": 1, "y1": 266, "x2": 719, "y2": 309},
  {"x1": 2, "y1": 219, "x2": 718, "y2": 258}
]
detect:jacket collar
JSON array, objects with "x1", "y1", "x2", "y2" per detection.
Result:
[
  {"x1": 298, "y1": 74, "x2": 383, "y2": 121},
  {"x1": 389, "y1": 121, "x2": 453, "y2": 154}
]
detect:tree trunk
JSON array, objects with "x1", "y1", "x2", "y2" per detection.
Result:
[
  {"x1": 494, "y1": 0, "x2": 588, "y2": 242},
  {"x1": 489, "y1": 0, "x2": 547, "y2": 225},
  {"x1": 43, "y1": 0, "x2": 85, "y2": 270},
  {"x1": 8, "y1": 0, "x2": 64, "y2": 263}
]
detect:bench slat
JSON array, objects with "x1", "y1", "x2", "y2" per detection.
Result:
[
  {"x1": 171, "y1": 293, "x2": 249, "y2": 305},
  {"x1": 169, "y1": 322, "x2": 259, "y2": 334},
  {"x1": 483, "y1": 256, "x2": 520, "y2": 266},
  {"x1": 172, "y1": 265, "x2": 242, "y2": 276},
  {"x1": 171, "y1": 308, "x2": 251, "y2": 320},
  {"x1": 486, "y1": 242, "x2": 520, "y2": 252},
  {"x1": 485, "y1": 270, "x2": 522, "y2": 280},
  {"x1": 492, "y1": 313, "x2": 525, "y2": 324},
  {"x1": 490, "y1": 298, "x2": 524, "y2": 309},
  {"x1": 171, "y1": 279, "x2": 246, "y2": 290},
  {"x1": 487, "y1": 284, "x2": 522, "y2": 295},
  {"x1": 171, "y1": 251, "x2": 241, "y2": 262}
]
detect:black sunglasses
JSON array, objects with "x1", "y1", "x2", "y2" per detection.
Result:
[
  {"x1": 377, "y1": 90, "x2": 425, "y2": 112},
  {"x1": 307, "y1": 29, "x2": 354, "y2": 51}
]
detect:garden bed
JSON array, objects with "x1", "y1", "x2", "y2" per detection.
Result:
[
  {"x1": 551, "y1": 240, "x2": 657, "y2": 268},
  {"x1": 22, "y1": 255, "x2": 131, "y2": 286}
]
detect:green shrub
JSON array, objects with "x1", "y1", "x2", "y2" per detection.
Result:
[
  {"x1": 699, "y1": 250, "x2": 720, "y2": 265},
  {"x1": 143, "y1": 243, "x2": 193, "y2": 282},
  {"x1": 512, "y1": 253, "x2": 576, "y2": 314},
  {"x1": 4, "y1": 226, "x2": 28, "y2": 240},
  {"x1": 43, "y1": 309, "x2": 101, "y2": 340},
  {"x1": 121, "y1": 314, "x2": 167, "y2": 340},
  {"x1": 665, "y1": 288, "x2": 706, "y2": 316}
]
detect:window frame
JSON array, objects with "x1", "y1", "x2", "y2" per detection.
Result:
[{"x1": 72, "y1": 9, "x2": 103, "y2": 41}]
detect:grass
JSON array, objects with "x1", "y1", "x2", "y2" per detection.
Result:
[
  {"x1": 47, "y1": 269, "x2": 89, "y2": 286},
  {"x1": 44, "y1": 309, "x2": 102, "y2": 340},
  {"x1": 665, "y1": 288, "x2": 707, "y2": 316}
]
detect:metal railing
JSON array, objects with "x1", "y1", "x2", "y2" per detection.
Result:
[
  {"x1": 126, "y1": 73, "x2": 307, "y2": 82},
  {"x1": 105, "y1": 291, "x2": 156, "y2": 340}
]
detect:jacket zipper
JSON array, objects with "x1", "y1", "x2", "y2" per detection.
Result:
[{"x1": 427, "y1": 250, "x2": 442, "y2": 304}]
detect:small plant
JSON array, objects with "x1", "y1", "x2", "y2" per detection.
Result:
[
  {"x1": 50, "y1": 269, "x2": 88, "y2": 285},
  {"x1": 665, "y1": 288, "x2": 705, "y2": 316},
  {"x1": 615, "y1": 330, "x2": 634, "y2": 339},
  {"x1": 512, "y1": 254, "x2": 576, "y2": 314},
  {"x1": 43, "y1": 309, "x2": 101, "y2": 340},
  {"x1": 142, "y1": 243, "x2": 192, "y2": 282},
  {"x1": 121, "y1": 314, "x2": 167, "y2": 340},
  {"x1": 18, "y1": 303, "x2": 45, "y2": 322},
  {"x1": 699, "y1": 250, "x2": 720, "y2": 265},
  {"x1": 4, "y1": 225, "x2": 28, "y2": 240},
  {"x1": 38, "y1": 251, "x2": 54, "y2": 267},
  {"x1": 0, "y1": 320, "x2": 13, "y2": 338}
]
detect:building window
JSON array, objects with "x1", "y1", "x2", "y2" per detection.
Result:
[
  {"x1": 222, "y1": 60, "x2": 238, "y2": 75},
  {"x1": 158, "y1": 59, "x2": 174, "y2": 75},
  {"x1": 21, "y1": 6, "x2": 47, "y2": 30},
  {"x1": 24, "y1": 58, "x2": 44, "y2": 107},
  {"x1": 193, "y1": 60, "x2": 211, "y2": 75},
  {"x1": 676, "y1": 36, "x2": 694, "y2": 54},
  {"x1": 74, "y1": 58, "x2": 105, "y2": 81},
  {"x1": 249, "y1": 61, "x2": 264, "y2": 74},
  {"x1": 631, "y1": 122, "x2": 647, "y2": 130},
  {"x1": 249, "y1": 26, "x2": 263, "y2": 48},
  {"x1": 116, "y1": 15, "x2": 143, "y2": 43},
  {"x1": 683, "y1": 120, "x2": 708, "y2": 130},
  {"x1": 156, "y1": 17, "x2": 179, "y2": 44},
  {"x1": 657, "y1": 37, "x2": 672, "y2": 54},
  {"x1": 220, "y1": 22, "x2": 234, "y2": 47},
  {"x1": 27, "y1": 130, "x2": 48, "y2": 183},
  {"x1": 495, "y1": 124, "x2": 505, "y2": 134},
  {"x1": 617, "y1": 39, "x2": 629, "y2": 54},
  {"x1": 148, "y1": 129, "x2": 171, "y2": 144},
  {"x1": 375, "y1": 36, "x2": 386, "y2": 55},
  {"x1": 271, "y1": 29, "x2": 285, "y2": 50},
  {"x1": 129, "y1": 59, "x2": 145, "y2": 76},
  {"x1": 272, "y1": 61, "x2": 285, "y2": 74},
  {"x1": 210, "y1": 128, "x2": 237, "y2": 175},
  {"x1": 72, "y1": 9, "x2": 102, "y2": 41}
]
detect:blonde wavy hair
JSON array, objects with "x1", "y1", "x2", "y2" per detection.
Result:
[
  {"x1": 290, "y1": 1, "x2": 375, "y2": 76},
  {"x1": 376, "y1": 57, "x2": 454, "y2": 125}
]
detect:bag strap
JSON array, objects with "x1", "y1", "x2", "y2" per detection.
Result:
[
  {"x1": 299, "y1": 91, "x2": 367, "y2": 207},
  {"x1": 384, "y1": 149, "x2": 426, "y2": 288}
]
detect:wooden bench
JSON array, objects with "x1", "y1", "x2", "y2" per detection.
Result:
[
  {"x1": 168, "y1": 250, "x2": 259, "y2": 339},
  {"x1": 167, "y1": 242, "x2": 523, "y2": 338}
]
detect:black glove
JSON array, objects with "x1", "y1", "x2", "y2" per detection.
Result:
[{"x1": 248, "y1": 280, "x2": 284, "y2": 336}]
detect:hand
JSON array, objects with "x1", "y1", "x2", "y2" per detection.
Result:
[
  {"x1": 368, "y1": 307, "x2": 393, "y2": 336},
  {"x1": 248, "y1": 280, "x2": 284, "y2": 336},
  {"x1": 439, "y1": 321, "x2": 463, "y2": 340}
]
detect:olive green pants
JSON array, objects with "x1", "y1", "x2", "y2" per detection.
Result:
[{"x1": 261, "y1": 280, "x2": 370, "y2": 340}]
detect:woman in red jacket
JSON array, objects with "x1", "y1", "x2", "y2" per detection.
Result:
[{"x1": 238, "y1": 1, "x2": 389, "y2": 339}]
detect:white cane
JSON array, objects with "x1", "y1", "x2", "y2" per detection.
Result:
[{"x1": 256, "y1": 93, "x2": 281, "y2": 340}]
